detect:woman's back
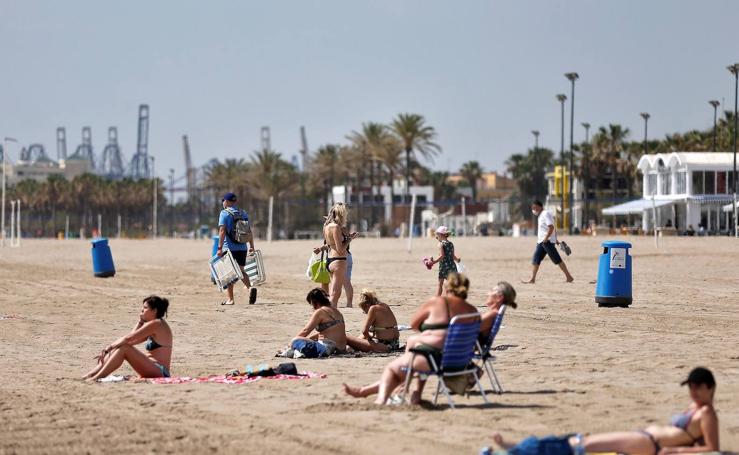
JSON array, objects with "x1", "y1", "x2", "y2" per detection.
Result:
[
  {"x1": 315, "y1": 307, "x2": 347, "y2": 348},
  {"x1": 370, "y1": 304, "x2": 399, "y2": 341},
  {"x1": 418, "y1": 295, "x2": 477, "y2": 333}
]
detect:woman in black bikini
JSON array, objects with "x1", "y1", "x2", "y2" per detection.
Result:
[
  {"x1": 291, "y1": 288, "x2": 347, "y2": 355},
  {"x1": 83, "y1": 296, "x2": 172, "y2": 381},
  {"x1": 488, "y1": 367, "x2": 720, "y2": 455},
  {"x1": 345, "y1": 289, "x2": 400, "y2": 353},
  {"x1": 322, "y1": 203, "x2": 349, "y2": 308},
  {"x1": 342, "y1": 273, "x2": 477, "y2": 405}
]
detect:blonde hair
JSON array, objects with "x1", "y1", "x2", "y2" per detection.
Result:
[
  {"x1": 358, "y1": 289, "x2": 379, "y2": 312},
  {"x1": 496, "y1": 281, "x2": 518, "y2": 309},
  {"x1": 446, "y1": 272, "x2": 470, "y2": 300},
  {"x1": 326, "y1": 202, "x2": 348, "y2": 227}
]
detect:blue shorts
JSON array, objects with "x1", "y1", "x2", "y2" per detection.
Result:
[
  {"x1": 532, "y1": 242, "x2": 562, "y2": 265},
  {"x1": 346, "y1": 253, "x2": 353, "y2": 280}
]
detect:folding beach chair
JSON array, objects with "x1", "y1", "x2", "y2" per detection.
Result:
[
  {"x1": 243, "y1": 249, "x2": 266, "y2": 286},
  {"x1": 209, "y1": 250, "x2": 244, "y2": 291},
  {"x1": 400, "y1": 313, "x2": 487, "y2": 408},
  {"x1": 474, "y1": 305, "x2": 507, "y2": 394}
]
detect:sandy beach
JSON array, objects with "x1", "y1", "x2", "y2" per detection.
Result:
[{"x1": 1, "y1": 236, "x2": 738, "y2": 454}]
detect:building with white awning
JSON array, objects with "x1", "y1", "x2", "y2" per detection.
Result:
[{"x1": 601, "y1": 152, "x2": 736, "y2": 234}]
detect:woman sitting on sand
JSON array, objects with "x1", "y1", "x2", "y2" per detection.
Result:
[
  {"x1": 346, "y1": 289, "x2": 400, "y2": 353},
  {"x1": 83, "y1": 296, "x2": 172, "y2": 381},
  {"x1": 486, "y1": 367, "x2": 719, "y2": 455},
  {"x1": 343, "y1": 273, "x2": 477, "y2": 405},
  {"x1": 290, "y1": 288, "x2": 347, "y2": 356}
]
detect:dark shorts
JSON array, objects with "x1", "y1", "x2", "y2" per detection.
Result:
[
  {"x1": 230, "y1": 250, "x2": 247, "y2": 267},
  {"x1": 532, "y1": 241, "x2": 562, "y2": 265}
]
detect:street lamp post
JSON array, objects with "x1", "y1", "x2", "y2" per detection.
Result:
[
  {"x1": 709, "y1": 100, "x2": 720, "y2": 153},
  {"x1": 169, "y1": 168, "x2": 175, "y2": 238},
  {"x1": 728, "y1": 63, "x2": 739, "y2": 237},
  {"x1": 531, "y1": 130, "x2": 540, "y2": 149},
  {"x1": 556, "y1": 94, "x2": 567, "y2": 230},
  {"x1": 151, "y1": 156, "x2": 157, "y2": 238},
  {"x1": 581, "y1": 122, "x2": 591, "y2": 229},
  {"x1": 2, "y1": 137, "x2": 18, "y2": 247},
  {"x1": 565, "y1": 72, "x2": 579, "y2": 234},
  {"x1": 640, "y1": 113, "x2": 650, "y2": 157}
]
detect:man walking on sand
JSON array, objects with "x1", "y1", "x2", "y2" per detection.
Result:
[
  {"x1": 522, "y1": 200, "x2": 573, "y2": 284},
  {"x1": 217, "y1": 192, "x2": 257, "y2": 305}
]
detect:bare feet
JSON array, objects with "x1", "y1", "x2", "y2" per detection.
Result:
[
  {"x1": 342, "y1": 383, "x2": 369, "y2": 398},
  {"x1": 520, "y1": 278, "x2": 535, "y2": 284},
  {"x1": 566, "y1": 277, "x2": 574, "y2": 283},
  {"x1": 409, "y1": 390, "x2": 422, "y2": 405},
  {"x1": 491, "y1": 432, "x2": 514, "y2": 450}
]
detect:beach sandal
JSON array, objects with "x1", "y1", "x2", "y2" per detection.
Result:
[
  {"x1": 221, "y1": 299, "x2": 235, "y2": 305},
  {"x1": 559, "y1": 241, "x2": 572, "y2": 256},
  {"x1": 249, "y1": 288, "x2": 257, "y2": 305}
]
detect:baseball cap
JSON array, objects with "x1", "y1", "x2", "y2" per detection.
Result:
[
  {"x1": 222, "y1": 192, "x2": 237, "y2": 202},
  {"x1": 436, "y1": 226, "x2": 450, "y2": 236},
  {"x1": 680, "y1": 367, "x2": 715, "y2": 387}
]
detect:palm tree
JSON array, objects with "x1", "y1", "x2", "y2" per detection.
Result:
[
  {"x1": 592, "y1": 124, "x2": 630, "y2": 203},
  {"x1": 312, "y1": 145, "x2": 340, "y2": 208},
  {"x1": 459, "y1": 161, "x2": 484, "y2": 202},
  {"x1": 347, "y1": 122, "x2": 392, "y2": 224},
  {"x1": 390, "y1": 113, "x2": 441, "y2": 197},
  {"x1": 506, "y1": 148, "x2": 554, "y2": 219}
]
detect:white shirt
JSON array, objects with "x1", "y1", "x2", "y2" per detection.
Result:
[{"x1": 537, "y1": 210, "x2": 557, "y2": 244}]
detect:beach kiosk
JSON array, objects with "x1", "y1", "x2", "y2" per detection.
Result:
[{"x1": 595, "y1": 240, "x2": 632, "y2": 307}]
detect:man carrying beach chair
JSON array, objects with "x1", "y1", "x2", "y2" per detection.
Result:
[{"x1": 217, "y1": 192, "x2": 257, "y2": 305}]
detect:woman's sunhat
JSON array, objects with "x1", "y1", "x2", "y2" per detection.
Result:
[{"x1": 436, "y1": 226, "x2": 450, "y2": 236}]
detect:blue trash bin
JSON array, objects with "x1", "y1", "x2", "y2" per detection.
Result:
[
  {"x1": 595, "y1": 240, "x2": 632, "y2": 307},
  {"x1": 91, "y1": 238, "x2": 116, "y2": 278}
]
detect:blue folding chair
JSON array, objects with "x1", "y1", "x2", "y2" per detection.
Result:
[
  {"x1": 400, "y1": 313, "x2": 487, "y2": 408},
  {"x1": 474, "y1": 304, "x2": 507, "y2": 394}
]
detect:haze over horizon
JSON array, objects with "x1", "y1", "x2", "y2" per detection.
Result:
[{"x1": 2, "y1": 0, "x2": 738, "y2": 181}]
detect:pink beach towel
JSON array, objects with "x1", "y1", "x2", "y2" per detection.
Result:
[{"x1": 148, "y1": 371, "x2": 325, "y2": 385}]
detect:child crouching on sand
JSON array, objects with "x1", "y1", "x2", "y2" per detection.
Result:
[{"x1": 428, "y1": 226, "x2": 460, "y2": 296}]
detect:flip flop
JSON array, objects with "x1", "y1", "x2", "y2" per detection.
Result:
[
  {"x1": 249, "y1": 288, "x2": 257, "y2": 305},
  {"x1": 221, "y1": 300, "x2": 235, "y2": 305}
]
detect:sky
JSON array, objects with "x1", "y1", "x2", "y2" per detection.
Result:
[{"x1": 1, "y1": 0, "x2": 738, "y2": 183}]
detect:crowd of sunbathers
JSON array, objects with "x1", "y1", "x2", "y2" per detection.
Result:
[{"x1": 83, "y1": 200, "x2": 722, "y2": 454}]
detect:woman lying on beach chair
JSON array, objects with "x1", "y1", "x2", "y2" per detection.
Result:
[
  {"x1": 342, "y1": 273, "x2": 478, "y2": 405},
  {"x1": 345, "y1": 289, "x2": 400, "y2": 353},
  {"x1": 83, "y1": 296, "x2": 172, "y2": 381},
  {"x1": 289, "y1": 288, "x2": 347, "y2": 357},
  {"x1": 485, "y1": 367, "x2": 719, "y2": 455}
]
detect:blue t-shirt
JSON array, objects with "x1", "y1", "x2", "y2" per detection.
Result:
[{"x1": 218, "y1": 207, "x2": 249, "y2": 252}]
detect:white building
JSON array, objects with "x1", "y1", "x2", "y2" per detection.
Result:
[
  {"x1": 332, "y1": 181, "x2": 434, "y2": 229},
  {"x1": 602, "y1": 152, "x2": 736, "y2": 233}
]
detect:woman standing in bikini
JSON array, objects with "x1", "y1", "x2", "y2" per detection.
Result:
[
  {"x1": 345, "y1": 289, "x2": 400, "y2": 353},
  {"x1": 488, "y1": 367, "x2": 720, "y2": 455},
  {"x1": 83, "y1": 296, "x2": 172, "y2": 381},
  {"x1": 322, "y1": 202, "x2": 349, "y2": 308}
]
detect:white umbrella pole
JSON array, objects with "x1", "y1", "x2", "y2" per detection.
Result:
[
  {"x1": 267, "y1": 195, "x2": 274, "y2": 243},
  {"x1": 407, "y1": 193, "x2": 417, "y2": 253}
]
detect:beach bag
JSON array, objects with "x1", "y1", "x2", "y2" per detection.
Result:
[
  {"x1": 309, "y1": 251, "x2": 330, "y2": 284},
  {"x1": 225, "y1": 208, "x2": 251, "y2": 244},
  {"x1": 306, "y1": 252, "x2": 321, "y2": 279},
  {"x1": 455, "y1": 261, "x2": 466, "y2": 273}
]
